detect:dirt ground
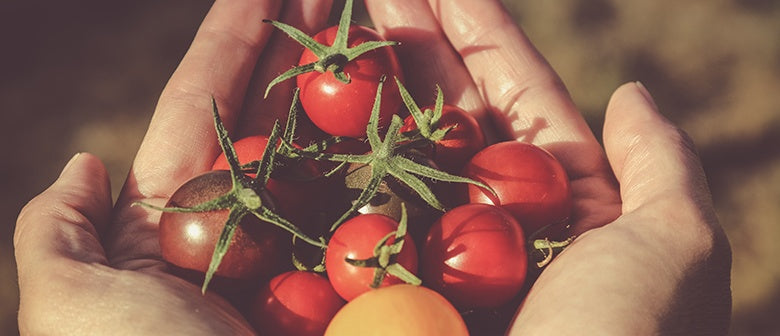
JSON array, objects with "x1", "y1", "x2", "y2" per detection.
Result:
[{"x1": 1, "y1": 0, "x2": 778, "y2": 335}]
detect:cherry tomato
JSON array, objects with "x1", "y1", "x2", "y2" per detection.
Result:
[
  {"x1": 212, "y1": 135, "x2": 266, "y2": 174},
  {"x1": 298, "y1": 25, "x2": 404, "y2": 138},
  {"x1": 325, "y1": 214, "x2": 418, "y2": 301},
  {"x1": 421, "y1": 203, "x2": 527, "y2": 310},
  {"x1": 324, "y1": 284, "x2": 468, "y2": 336},
  {"x1": 211, "y1": 134, "x2": 336, "y2": 224},
  {"x1": 286, "y1": 107, "x2": 333, "y2": 147},
  {"x1": 159, "y1": 170, "x2": 288, "y2": 280},
  {"x1": 401, "y1": 104, "x2": 485, "y2": 173},
  {"x1": 211, "y1": 134, "x2": 319, "y2": 180},
  {"x1": 342, "y1": 160, "x2": 442, "y2": 248},
  {"x1": 250, "y1": 271, "x2": 345, "y2": 336},
  {"x1": 461, "y1": 141, "x2": 572, "y2": 239}
]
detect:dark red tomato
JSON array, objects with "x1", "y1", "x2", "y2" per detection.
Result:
[
  {"x1": 159, "y1": 170, "x2": 288, "y2": 280},
  {"x1": 286, "y1": 107, "x2": 332, "y2": 148},
  {"x1": 421, "y1": 203, "x2": 527, "y2": 310},
  {"x1": 325, "y1": 214, "x2": 418, "y2": 301},
  {"x1": 297, "y1": 25, "x2": 404, "y2": 138},
  {"x1": 401, "y1": 104, "x2": 485, "y2": 173},
  {"x1": 211, "y1": 135, "x2": 333, "y2": 223},
  {"x1": 250, "y1": 271, "x2": 345, "y2": 336},
  {"x1": 461, "y1": 141, "x2": 572, "y2": 239}
]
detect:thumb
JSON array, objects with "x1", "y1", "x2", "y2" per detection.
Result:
[
  {"x1": 15, "y1": 152, "x2": 113, "y2": 272},
  {"x1": 603, "y1": 82, "x2": 715, "y2": 216},
  {"x1": 602, "y1": 83, "x2": 732, "y2": 334}
]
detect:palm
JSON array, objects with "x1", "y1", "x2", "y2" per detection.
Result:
[
  {"x1": 114, "y1": 0, "x2": 621, "y2": 325},
  {"x1": 21, "y1": 1, "x2": 728, "y2": 335},
  {"x1": 92, "y1": 1, "x2": 334, "y2": 332},
  {"x1": 366, "y1": 1, "x2": 729, "y2": 334}
]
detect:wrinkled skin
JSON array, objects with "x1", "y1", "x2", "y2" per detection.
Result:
[{"x1": 15, "y1": 0, "x2": 730, "y2": 335}]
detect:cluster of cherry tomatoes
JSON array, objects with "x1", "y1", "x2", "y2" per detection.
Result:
[{"x1": 145, "y1": 1, "x2": 573, "y2": 335}]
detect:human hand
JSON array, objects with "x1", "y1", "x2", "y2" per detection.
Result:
[
  {"x1": 364, "y1": 0, "x2": 731, "y2": 334},
  {"x1": 15, "y1": 0, "x2": 732, "y2": 335},
  {"x1": 14, "y1": 0, "x2": 337, "y2": 334}
]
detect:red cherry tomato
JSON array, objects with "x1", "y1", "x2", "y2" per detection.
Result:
[
  {"x1": 250, "y1": 271, "x2": 345, "y2": 336},
  {"x1": 421, "y1": 203, "x2": 527, "y2": 310},
  {"x1": 325, "y1": 214, "x2": 418, "y2": 301},
  {"x1": 211, "y1": 134, "x2": 319, "y2": 180},
  {"x1": 401, "y1": 104, "x2": 485, "y2": 173},
  {"x1": 298, "y1": 25, "x2": 404, "y2": 138},
  {"x1": 461, "y1": 141, "x2": 572, "y2": 239},
  {"x1": 159, "y1": 170, "x2": 288, "y2": 280},
  {"x1": 285, "y1": 108, "x2": 333, "y2": 147},
  {"x1": 211, "y1": 135, "x2": 335, "y2": 223}
]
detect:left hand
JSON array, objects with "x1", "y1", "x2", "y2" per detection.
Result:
[{"x1": 15, "y1": 1, "x2": 334, "y2": 334}]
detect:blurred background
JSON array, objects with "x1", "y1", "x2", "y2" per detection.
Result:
[{"x1": 1, "y1": 0, "x2": 778, "y2": 335}]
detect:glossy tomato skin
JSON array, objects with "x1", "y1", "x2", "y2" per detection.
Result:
[
  {"x1": 159, "y1": 170, "x2": 288, "y2": 280},
  {"x1": 401, "y1": 104, "x2": 485, "y2": 173},
  {"x1": 325, "y1": 284, "x2": 468, "y2": 336},
  {"x1": 250, "y1": 271, "x2": 345, "y2": 336},
  {"x1": 212, "y1": 134, "x2": 320, "y2": 180},
  {"x1": 325, "y1": 214, "x2": 419, "y2": 301},
  {"x1": 286, "y1": 107, "x2": 332, "y2": 147},
  {"x1": 212, "y1": 135, "x2": 270, "y2": 175},
  {"x1": 421, "y1": 203, "x2": 527, "y2": 310},
  {"x1": 298, "y1": 25, "x2": 404, "y2": 138},
  {"x1": 461, "y1": 141, "x2": 572, "y2": 239}
]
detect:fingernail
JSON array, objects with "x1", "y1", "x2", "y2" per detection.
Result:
[
  {"x1": 61, "y1": 152, "x2": 82, "y2": 175},
  {"x1": 635, "y1": 81, "x2": 658, "y2": 110}
]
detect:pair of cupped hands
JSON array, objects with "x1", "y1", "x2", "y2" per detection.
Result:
[{"x1": 15, "y1": 0, "x2": 731, "y2": 334}]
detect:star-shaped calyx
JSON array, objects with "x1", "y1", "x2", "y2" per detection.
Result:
[
  {"x1": 344, "y1": 203, "x2": 422, "y2": 287},
  {"x1": 136, "y1": 91, "x2": 325, "y2": 293},
  {"x1": 262, "y1": 0, "x2": 399, "y2": 97},
  {"x1": 282, "y1": 77, "x2": 495, "y2": 233}
]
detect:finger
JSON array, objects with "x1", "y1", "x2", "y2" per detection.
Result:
[
  {"x1": 15, "y1": 154, "x2": 255, "y2": 335},
  {"x1": 427, "y1": 0, "x2": 603, "y2": 170},
  {"x1": 127, "y1": 0, "x2": 282, "y2": 202},
  {"x1": 511, "y1": 83, "x2": 730, "y2": 335},
  {"x1": 365, "y1": 0, "x2": 488, "y2": 125},
  {"x1": 603, "y1": 82, "x2": 715, "y2": 216},
  {"x1": 603, "y1": 82, "x2": 734, "y2": 335},
  {"x1": 15, "y1": 153, "x2": 112, "y2": 273},
  {"x1": 15, "y1": 153, "x2": 111, "y2": 335},
  {"x1": 428, "y1": 0, "x2": 620, "y2": 234},
  {"x1": 237, "y1": 0, "x2": 335, "y2": 138}
]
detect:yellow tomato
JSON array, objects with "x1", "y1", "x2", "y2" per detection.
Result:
[{"x1": 325, "y1": 284, "x2": 468, "y2": 336}]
